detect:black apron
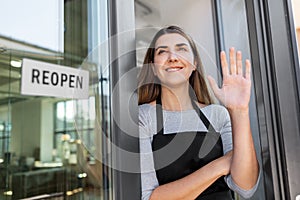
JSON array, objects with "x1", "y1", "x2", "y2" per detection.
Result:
[{"x1": 151, "y1": 96, "x2": 233, "y2": 200}]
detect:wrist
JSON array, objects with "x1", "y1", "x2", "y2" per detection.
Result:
[
  {"x1": 228, "y1": 107, "x2": 249, "y2": 115},
  {"x1": 212, "y1": 156, "x2": 231, "y2": 176}
]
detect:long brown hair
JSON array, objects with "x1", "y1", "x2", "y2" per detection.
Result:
[{"x1": 138, "y1": 25, "x2": 214, "y2": 105}]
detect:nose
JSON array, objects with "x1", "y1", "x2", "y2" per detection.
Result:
[{"x1": 168, "y1": 51, "x2": 179, "y2": 62}]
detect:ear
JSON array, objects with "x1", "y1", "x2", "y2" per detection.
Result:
[{"x1": 193, "y1": 61, "x2": 197, "y2": 71}]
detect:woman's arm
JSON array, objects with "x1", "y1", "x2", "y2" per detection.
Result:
[
  {"x1": 149, "y1": 151, "x2": 232, "y2": 200},
  {"x1": 228, "y1": 108, "x2": 259, "y2": 189},
  {"x1": 207, "y1": 47, "x2": 259, "y2": 190}
]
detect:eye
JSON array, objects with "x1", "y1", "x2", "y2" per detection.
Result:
[
  {"x1": 157, "y1": 49, "x2": 167, "y2": 55},
  {"x1": 178, "y1": 47, "x2": 188, "y2": 51}
]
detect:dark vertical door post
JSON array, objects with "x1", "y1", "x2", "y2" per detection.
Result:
[
  {"x1": 108, "y1": 0, "x2": 141, "y2": 200},
  {"x1": 246, "y1": 0, "x2": 300, "y2": 199}
]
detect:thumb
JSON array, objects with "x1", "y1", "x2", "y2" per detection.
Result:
[{"x1": 207, "y1": 75, "x2": 221, "y2": 98}]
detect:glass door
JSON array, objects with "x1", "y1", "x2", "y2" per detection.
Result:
[
  {"x1": 134, "y1": 0, "x2": 269, "y2": 199},
  {"x1": 0, "y1": 0, "x2": 111, "y2": 199},
  {"x1": 213, "y1": 2, "x2": 266, "y2": 199}
]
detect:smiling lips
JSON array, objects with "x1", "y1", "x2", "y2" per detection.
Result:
[{"x1": 165, "y1": 66, "x2": 184, "y2": 72}]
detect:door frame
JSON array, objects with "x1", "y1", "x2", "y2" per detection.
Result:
[
  {"x1": 108, "y1": 0, "x2": 141, "y2": 200},
  {"x1": 245, "y1": 0, "x2": 300, "y2": 199},
  {"x1": 107, "y1": 0, "x2": 300, "y2": 199}
]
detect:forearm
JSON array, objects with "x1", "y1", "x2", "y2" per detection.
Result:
[
  {"x1": 229, "y1": 108, "x2": 259, "y2": 189},
  {"x1": 149, "y1": 156, "x2": 229, "y2": 200}
]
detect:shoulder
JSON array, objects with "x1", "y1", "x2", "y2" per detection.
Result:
[
  {"x1": 139, "y1": 103, "x2": 156, "y2": 125},
  {"x1": 203, "y1": 104, "x2": 229, "y2": 115},
  {"x1": 201, "y1": 104, "x2": 231, "y2": 130},
  {"x1": 139, "y1": 103, "x2": 155, "y2": 115},
  {"x1": 139, "y1": 101, "x2": 156, "y2": 111},
  {"x1": 139, "y1": 103, "x2": 157, "y2": 137},
  {"x1": 194, "y1": 101, "x2": 228, "y2": 115}
]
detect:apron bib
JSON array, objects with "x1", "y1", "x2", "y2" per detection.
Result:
[{"x1": 151, "y1": 96, "x2": 233, "y2": 200}]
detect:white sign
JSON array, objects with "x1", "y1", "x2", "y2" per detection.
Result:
[{"x1": 21, "y1": 58, "x2": 89, "y2": 99}]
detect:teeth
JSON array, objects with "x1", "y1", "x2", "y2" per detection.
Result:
[{"x1": 166, "y1": 67, "x2": 182, "y2": 72}]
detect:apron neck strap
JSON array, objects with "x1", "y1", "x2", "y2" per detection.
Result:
[
  {"x1": 156, "y1": 92, "x2": 164, "y2": 135},
  {"x1": 191, "y1": 100, "x2": 216, "y2": 132}
]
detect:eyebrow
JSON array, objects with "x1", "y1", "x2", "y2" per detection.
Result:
[
  {"x1": 155, "y1": 43, "x2": 189, "y2": 51},
  {"x1": 176, "y1": 43, "x2": 188, "y2": 47},
  {"x1": 155, "y1": 45, "x2": 168, "y2": 51}
]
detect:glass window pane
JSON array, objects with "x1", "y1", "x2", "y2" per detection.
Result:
[
  {"x1": 0, "y1": 0, "x2": 109, "y2": 199},
  {"x1": 55, "y1": 101, "x2": 65, "y2": 131},
  {"x1": 217, "y1": 1, "x2": 266, "y2": 199},
  {"x1": 66, "y1": 100, "x2": 75, "y2": 130},
  {"x1": 89, "y1": 96, "x2": 96, "y2": 128}
]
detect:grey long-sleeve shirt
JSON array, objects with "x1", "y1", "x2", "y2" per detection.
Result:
[{"x1": 139, "y1": 103, "x2": 260, "y2": 200}]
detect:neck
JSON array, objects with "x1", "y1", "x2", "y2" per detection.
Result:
[{"x1": 160, "y1": 84, "x2": 193, "y2": 111}]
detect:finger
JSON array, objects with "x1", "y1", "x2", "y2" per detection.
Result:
[
  {"x1": 236, "y1": 51, "x2": 242, "y2": 75},
  {"x1": 229, "y1": 47, "x2": 236, "y2": 75},
  {"x1": 207, "y1": 75, "x2": 221, "y2": 98},
  {"x1": 245, "y1": 59, "x2": 251, "y2": 80},
  {"x1": 220, "y1": 51, "x2": 229, "y2": 78}
]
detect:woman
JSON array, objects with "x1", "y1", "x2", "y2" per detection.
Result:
[{"x1": 138, "y1": 25, "x2": 259, "y2": 200}]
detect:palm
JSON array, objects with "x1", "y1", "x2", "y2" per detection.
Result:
[{"x1": 208, "y1": 48, "x2": 251, "y2": 110}]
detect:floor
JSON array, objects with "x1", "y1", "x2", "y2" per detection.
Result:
[{"x1": 0, "y1": 187, "x2": 103, "y2": 200}]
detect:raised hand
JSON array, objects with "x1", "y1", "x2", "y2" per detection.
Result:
[{"x1": 207, "y1": 47, "x2": 251, "y2": 111}]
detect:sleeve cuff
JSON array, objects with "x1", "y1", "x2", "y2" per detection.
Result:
[{"x1": 225, "y1": 168, "x2": 261, "y2": 199}]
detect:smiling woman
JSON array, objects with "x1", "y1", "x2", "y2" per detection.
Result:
[
  {"x1": 138, "y1": 26, "x2": 212, "y2": 107},
  {"x1": 152, "y1": 34, "x2": 196, "y2": 91},
  {"x1": 138, "y1": 25, "x2": 260, "y2": 200}
]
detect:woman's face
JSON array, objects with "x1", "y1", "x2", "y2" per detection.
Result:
[{"x1": 153, "y1": 33, "x2": 196, "y2": 88}]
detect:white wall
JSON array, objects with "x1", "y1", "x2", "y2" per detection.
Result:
[
  {"x1": 0, "y1": 105, "x2": 9, "y2": 122},
  {"x1": 11, "y1": 99, "x2": 41, "y2": 158},
  {"x1": 40, "y1": 100, "x2": 54, "y2": 161},
  {"x1": 160, "y1": 0, "x2": 218, "y2": 81},
  {"x1": 11, "y1": 99, "x2": 54, "y2": 162}
]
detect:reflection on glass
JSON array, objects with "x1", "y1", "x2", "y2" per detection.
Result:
[{"x1": 0, "y1": 0, "x2": 109, "y2": 199}]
